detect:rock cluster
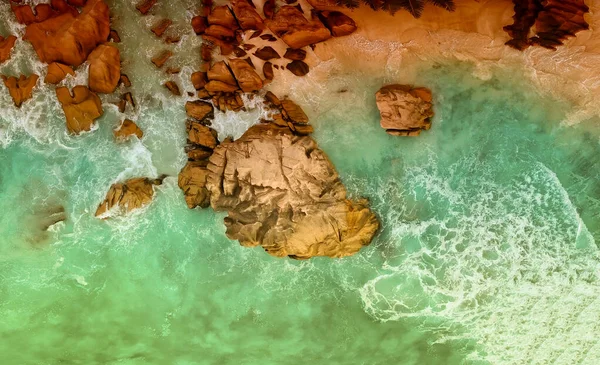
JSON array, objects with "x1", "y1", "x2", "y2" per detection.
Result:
[
  {"x1": 190, "y1": 0, "x2": 356, "y2": 84},
  {"x1": 504, "y1": 0, "x2": 589, "y2": 50},
  {"x1": 177, "y1": 91, "x2": 379, "y2": 259},
  {"x1": 375, "y1": 85, "x2": 434, "y2": 136}
]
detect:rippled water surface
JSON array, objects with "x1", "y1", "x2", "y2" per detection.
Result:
[{"x1": 1, "y1": 1, "x2": 600, "y2": 364}]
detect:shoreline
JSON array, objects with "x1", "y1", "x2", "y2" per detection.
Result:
[{"x1": 267, "y1": 0, "x2": 600, "y2": 126}]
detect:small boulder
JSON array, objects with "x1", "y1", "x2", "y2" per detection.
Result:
[
  {"x1": 136, "y1": 0, "x2": 157, "y2": 15},
  {"x1": 2, "y1": 74, "x2": 39, "y2": 108},
  {"x1": 375, "y1": 84, "x2": 434, "y2": 136},
  {"x1": 185, "y1": 100, "x2": 214, "y2": 121},
  {"x1": 207, "y1": 6, "x2": 238, "y2": 29},
  {"x1": 45, "y1": 62, "x2": 75, "y2": 84},
  {"x1": 95, "y1": 177, "x2": 164, "y2": 218},
  {"x1": 283, "y1": 48, "x2": 306, "y2": 60},
  {"x1": 151, "y1": 50, "x2": 172, "y2": 68},
  {"x1": 254, "y1": 46, "x2": 280, "y2": 60},
  {"x1": 164, "y1": 81, "x2": 181, "y2": 96},
  {"x1": 231, "y1": 0, "x2": 265, "y2": 30},
  {"x1": 88, "y1": 44, "x2": 121, "y2": 94},
  {"x1": 151, "y1": 18, "x2": 172, "y2": 37},
  {"x1": 191, "y1": 16, "x2": 208, "y2": 35},
  {"x1": 114, "y1": 119, "x2": 143, "y2": 141},
  {"x1": 263, "y1": 62, "x2": 274, "y2": 81},
  {"x1": 229, "y1": 59, "x2": 263, "y2": 93},
  {"x1": 318, "y1": 11, "x2": 357, "y2": 37},
  {"x1": 55, "y1": 85, "x2": 103, "y2": 135},
  {"x1": 207, "y1": 61, "x2": 237, "y2": 86},
  {"x1": 0, "y1": 35, "x2": 17, "y2": 64},
  {"x1": 191, "y1": 71, "x2": 208, "y2": 90},
  {"x1": 286, "y1": 60, "x2": 309, "y2": 76},
  {"x1": 267, "y1": 6, "x2": 331, "y2": 49},
  {"x1": 187, "y1": 120, "x2": 218, "y2": 149},
  {"x1": 281, "y1": 99, "x2": 309, "y2": 124}
]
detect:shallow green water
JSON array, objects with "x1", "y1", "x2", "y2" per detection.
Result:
[{"x1": 2, "y1": 1, "x2": 600, "y2": 364}]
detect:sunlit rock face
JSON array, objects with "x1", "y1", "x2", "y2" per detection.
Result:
[
  {"x1": 205, "y1": 123, "x2": 379, "y2": 259},
  {"x1": 375, "y1": 84, "x2": 434, "y2": 136}
]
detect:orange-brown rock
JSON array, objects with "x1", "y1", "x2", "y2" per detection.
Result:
[
  {"x1": 254, "y1": 46, "x2": 280, "y2": 61},
  {"x1": 207, "y1": 61, "x2": 237, "y2": 86},
  {"x1": 151, "y1": 50, "x2": 172, "y2": 68},
  {"x1": 114, "y1": 119, "x2": 143, "y2": 141},
  {"x1": 281, "y1": 99, "x2": 309, "y2": 124},
  {"x1": 264, "y1": 0, "x2": 275, "y2": 19},
  {"x1": 55, "y1": 85, "x2": 103, "y2": 135},
  {"x1": 317, "y1": 11, "x2": 357, "y2": 37},
  {"x1": 178, "y1": 161, "x2": 211, "y2": 209},
  {"x1": 88, "y1": 44, "x2": 120, "y2": 94},
  {"x1": 185, "y1": 100, "x2": 214, "y2": 121},
  {"x1": 45, "y1": 62, "x2": 75, "y2": 84},
  {"x1": 108, "y1": 29, "x2": 121, "y2": 42},
  {"x1": 205, "y1": 81, "x2": 239, "y2": 93},
  {"x1": 116, "y1": 92, "x2": 136, "y2": 113},
  {"x1": 212, "y1": 93, "x2": 245, "y2": 112},
  {"x1": 204, "y1": 123, "x2": 379, "y2": 259},
  {"x1": 286, "y1": 60, "x2": 309, "y2": 76},
  {"x1": 204, "y1": 25, "x2": 236, "y2": 41},
  {"x1": 207, "y1": 6, "x2": 238, "y2": 29},
  {"x1": 283, "y1": 48, "x2": 306, "y2": 60},
  {"x1": 263, "y1": 62, "x2": 274, "y2": 81},
  {"x1": 231, "y1": 0, "x2": 265, "y2": 30},
  {"x1": 136, "y1": 0, "x2": 157, "y2": 15},
  {"x1": 151, "y1": 18, "x2": 172, "y2": 37},
  {"x1": 0, "y1": 35, "x2": 17, "y2": 64},
  {"x1": 267, "y1": 6, "x2": 331, "y2": 49},
  {"x1": 23, "y1": 0, "x2": 110, "y2": 67},
  {"x1": 228, "y1": 59, "x2": 263, "y2": 93},
  {"x1": 186, "y1": 147, "x2": 213, "y2": 161},
  {"x1": 375, "y1": 84, "x2": 434, "y2": 136},
  {"x1": 95, "y1": 176, "x2": 165, "y2": 218},
  {"x1": 11, "y1": 3, "x2": 60, "y2": 25},
  {"x1": 2, "y1": 74, "x2": 39, "y2": 108},
  {"x1": 164, "y1": 81, "x2": 181, "y2": 96},
  {"x1": 119, "y1": 74, "x2": 132, "y2": 87},
  {"x1": 187, "y1": 120, "x2": 218, "y2": 149},
  {"x1": 191, "y1": 16, "x2": 208, "y2": 35},
  {"x1": 191, "y1": 71, "x2": 208, "y2": 90}
]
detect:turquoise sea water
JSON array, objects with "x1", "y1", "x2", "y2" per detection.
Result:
[{"x1": 2, "y1": 2, "x2": 600, "y2": 364}]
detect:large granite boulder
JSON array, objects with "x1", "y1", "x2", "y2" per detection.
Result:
[
  {"x1": 375, "y1": 84, "x2": 434, "y2": 136},
  {"x1": 56, "y1": 85, "x2": 103, "y2": 134},
  {"x1": 87, "y1": 44, "x2": 121, "y2": 94},
  {"x1": 23, "y1": 0, "x2": 110, "y2": 67},
  {"x1": 205, "y1": 123, "x2": 379, "y2": 259},
  {"x1": 95, "y1": 177, "x2": 165, "y2": 218}
]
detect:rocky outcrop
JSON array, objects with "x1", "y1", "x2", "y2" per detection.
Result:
[
  {"x1": 0, "y1": 35, "x2": 17, "y2": 64},
  {"x1": 95, "y1": 177, "x2": 165, "y2": 218},
  {"x1": 178, "y1": 161, "x2": 211, "y2": 209},
  {"x1": 56, "y1": 85, "x2": 103, "y2": 134},
  {"x1": 375, "y1": 84, "x2": 434, "y2": 136},
  {"x1": 45, "y1": 62, "x2": 75, "y2": 84},
  {"x1": 88, "y1": 44, "x2": 121, "y2": 94},
  {"x1": 2, "y1": 74, "x2": 39, "y2": 108},
  {"x1": 114, "y1": 119, "x2": 143, "y2": 141},
  {"x1": 23, "y1": 0, "x2": 110, "y2": 67},
  {"x1": 205, "y1": 123, "x2": 379, "y2": 259},
  {"x1": 267, "y1": 6, "x2": 331, "y2": 49}
]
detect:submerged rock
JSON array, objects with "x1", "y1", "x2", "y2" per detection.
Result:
[
  {"x1": 95, "y1": 177, "x2": 165, "y2": 218},
  {"x1": 375, "y1": 84, "x2": 434, "y2": 136},
  {"x1": 88, "y1": 44, "x2": 121, "y2": 94},
  {"x1": 205, "y1": 123, "x2": 379, "y2": 259},
  {"x1": 56, "y1": 85, "x2": 103, "y2": 135},
  {"x1": 114, "y1": 119, "x2": 143, "y2": 142},
  {"x1": 23, "y1": 0, "x2": 110, "y2": 67},
  {"x1": 2, "y1": 74, "x2": 39, "y2": 108}
]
